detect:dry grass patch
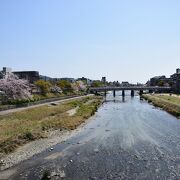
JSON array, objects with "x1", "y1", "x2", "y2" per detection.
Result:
[
  {"x1": 142, "y1": 94, "x2": 180, "y2": 117},
  {"x1": 0, "y1": 96, "x2": 102, "y2": 157}
]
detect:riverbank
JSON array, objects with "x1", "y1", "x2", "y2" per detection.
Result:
[
  {"x1": 0, "y1": 92, "x2": 87, "y2": 112},
  {"x1": 0, "y1": 96, "x2": 103, "y2": 169},
  {"x1": 0, "y1": 95, "x2": 92, "y2": 116},
  {"x1": 142, "y1": 94, "x2": 180, "y2": 118}
]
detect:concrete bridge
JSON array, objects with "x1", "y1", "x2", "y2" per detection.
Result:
[{"x1": 89, "y1": 86, "x2": 172, "y2": 97}]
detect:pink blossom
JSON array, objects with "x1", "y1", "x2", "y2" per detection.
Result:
[{"x1": 0, "y1": 73, "x2": 32, "y2": 101}]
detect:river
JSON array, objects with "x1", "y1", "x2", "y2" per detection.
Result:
[{"x1": 2, "y1": 92, "x2": 180, "y2": 179}]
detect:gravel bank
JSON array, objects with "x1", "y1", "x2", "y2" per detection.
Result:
[{"x1": 0, "y1": 127, "x2": 83, "y2": 171}]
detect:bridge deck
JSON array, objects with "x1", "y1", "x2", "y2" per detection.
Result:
[{"x1": 89, "y1": 86, "x2": 171, "y2": 92}]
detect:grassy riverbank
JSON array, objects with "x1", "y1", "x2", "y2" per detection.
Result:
[
  {"x1": 142, "y1": 94, "x2": 180, "y2": 117},
  {"x1": 0, "y1": 96, "x2": 102, "y2": 157},
  {"x1": 0, "y1": 92, "x2": 86, "y2": 109}
]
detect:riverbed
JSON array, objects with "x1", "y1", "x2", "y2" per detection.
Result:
[{"x1": 1, "y1": 92, "x2": 180, "y2": 179}]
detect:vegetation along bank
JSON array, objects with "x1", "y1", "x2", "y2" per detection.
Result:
[{"x1": 142, "y1": 94, "x2": 180, "y2": 118}]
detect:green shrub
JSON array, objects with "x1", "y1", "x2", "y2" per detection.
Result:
[{"x1": 24, "y1": 132, "x2": 34, "y2": 141}]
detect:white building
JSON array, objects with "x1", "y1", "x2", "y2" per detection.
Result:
[{"x1": 0, "y1": 67, "x2": 12, "y2": 79}]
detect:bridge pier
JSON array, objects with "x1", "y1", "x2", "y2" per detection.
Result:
[
  {"x1": 122, "y1": 96, "x2": 125, "y2": 102},
  {"x1": 131, "y1": 90, "x2": 134, "y2": 96},
  {"x1": 104, "y1": 90, "x2": 107, "y2": 96},
  {"x1": 122, "y1": 90, "x2": 125, "y2": 97},
  {"x1": 149, "y1": 90, "x2": 153, "y2": 94},
  {"x1": 139, "y1": 90, "x2": 143, "y2": 96},
  {"x1": 113, "y1": 90, "x2": 116, "y2": 97}
]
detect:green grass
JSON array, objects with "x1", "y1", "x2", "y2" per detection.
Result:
[
  {"x1": 153, "y1": 94, "x2": 180, "y2": 105},
  {"x1": 0, "y1": 105, "x2": 9, "y2": 110},
  {"x1": 142, "y1": 94, "x2": 180, "y2": 117},
  {"x1": 33, "y1": 93, "x2": 64, "y2": 100},
  {"x1": 0, "y1": 92, "x2": 86, "y2": 106},
  {"x1": 33, "y1": 91, "x2": 86, "y2": 100},
  {"x1": 0, "y1": 96, "x2": 102, "y2": 156}
]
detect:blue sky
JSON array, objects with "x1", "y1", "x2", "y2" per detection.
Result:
[{"x1": 0, "y1": 0, "x2": 180, "y2": 83}]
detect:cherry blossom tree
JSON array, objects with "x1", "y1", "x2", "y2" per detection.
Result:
[
  {"x1": 50, "y1": 85, "x2": 63, "y2": 93},
  {"x1": 0, "y1": 73, "x2": 32, "y2": 102},
  {"x1": 71, "y1": 82, "x2": 79, "y2": 92},
  {"x1": 76, "y1": 81, "x2": 87, "y2": 91},
  {"x1": 71, "y1": 81, "x2": 87, "y2": 92}
]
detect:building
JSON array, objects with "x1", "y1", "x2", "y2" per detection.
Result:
[
  {"x1": 0, "y1": 67, "x2": 40, "y2": 83},
  {"x1": 170, "y1": 68, "x2": 180, "y2": 94},
  {"x1": 101, "y1": 77, "x2": 106, "y2": 84},
  {"x1": 149, "y1": 76, "x2": 170, "y2": 86},
  {"x1": 59, "y1": 78, "x2": 75, "y2": 83},
  {"x1": 0, "y1": 67, "x2": 12, "y2": 79},
  {"x1": 86, "y1": 79, "x2": 93, "y2": 86},
  {"x1": 112, "y1": 81, "x2": 120, "y2": 87},
  {"x1": 13, "y1": 71, "x2": 40, "y2": 83},
  {"x1": 40, "y1": 75, "x2": 53, "y2": 82},
  {"x1": 121, "y1": 81, "x2": 129, "y2": 87},
  {"x1": 77, "y1": 77, "x2": 93, "y2": 86},
  {"x1": 148, "y1": 68, "x2": 180, "y2": 94}
]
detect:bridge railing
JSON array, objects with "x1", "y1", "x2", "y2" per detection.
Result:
[{"x1": 89, "y1": 86, "x2": 172, "y2": 92}]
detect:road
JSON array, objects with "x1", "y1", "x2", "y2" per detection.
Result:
[{"x1": 0, "y1": 93, "x2": 180, "y2": 179}]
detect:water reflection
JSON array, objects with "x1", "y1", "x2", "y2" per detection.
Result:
[{"x1": 104, "y1": 90, "x2": 138, "y2": 103}]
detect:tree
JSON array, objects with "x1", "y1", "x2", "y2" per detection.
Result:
[
  {"x1": 168, "y1": 81, "x2": 173, "y2": 87},
  {"x1": 76, "y1": 81, "x2": 87, "y2": 91},
  {"x1": 35, "y1": 80, "x2": 51, "y2": 95},
  {"x1": 0, "y1": 73, "x2": 32, "y2": 102},
  {"x1": 71, "y1": 81, "x2": 86, "y2": 92},
  {"x1": 91, "y1": 81, "x2": 104, "y2": 87},
  {"x1": 71, "y1": 82, "x2": 79, "y2": 92},
  {"x1": 158, "y1": 80, "x2": 164, "y2": 87},
  {"x1": 57, "y1": 80, "x2": 73, "y2": 93},
  {"x1": 50, "y1": 86, "x2": 62, "y2": 93}
]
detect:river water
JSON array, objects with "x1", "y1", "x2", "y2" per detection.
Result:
[{"x1": 3, "y1": 92, "x2": 180, "y2": 179}]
